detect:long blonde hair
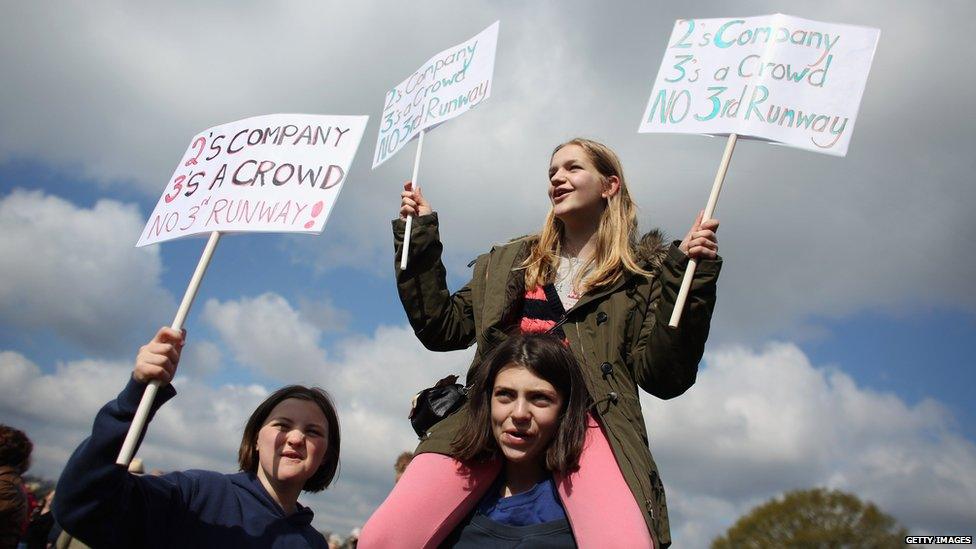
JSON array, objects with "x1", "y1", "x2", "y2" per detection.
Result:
[{"x1": 523, "y1": 138, "x2": 650, "y2": 293}]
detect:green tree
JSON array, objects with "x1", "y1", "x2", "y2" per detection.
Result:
[{"x1": 711, "y1": 488, "x2": 907, "y2": 549}]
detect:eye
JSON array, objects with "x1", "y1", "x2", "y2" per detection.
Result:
[
  {"x1": 493, "y1": 389, "x2": 515, "y2": 402},
  {"x1": 269, "y1": 419, "x2": 292, "y2": 431}
]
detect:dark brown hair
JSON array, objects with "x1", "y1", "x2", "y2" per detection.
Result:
[
  {"x1": 238, "y1": 386, "x2": 340, "y2": 493},
  {"x1": 451, "y1": 333, "x2": 590, "y2": 473},
  {"x1": 0, "y1": 424, "x2": 32, "y2": 474}
]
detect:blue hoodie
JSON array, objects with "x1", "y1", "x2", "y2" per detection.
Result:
[{"x1": 53, "y1": 377, "x2": 327, "y2": 548}]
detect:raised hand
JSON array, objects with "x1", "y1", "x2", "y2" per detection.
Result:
[
  {"x1": 679, "y1": 210, "x2": 720, "y2": 260},
  {"x1": 399, "y1": 181, "x2": 433, "y2": 219},
  {"x1": 133, "y1": 327, "x2": 185, "y2": 385}
]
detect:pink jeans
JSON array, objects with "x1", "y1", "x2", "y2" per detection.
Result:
[{"x1": 360, "y1": 415, "x2": 654, "y2": 548}]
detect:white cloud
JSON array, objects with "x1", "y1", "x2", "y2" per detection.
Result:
[
  {"x1": 0, "y1": 190, "x2": 174, "y2": 353},
  {"x1": 643, "y1": 343, "x2": 976, "y2": 546},
  {"x1": 297, "y1": 294, "x2": 352, "y2": 334},
  {"x1": 180, "y1": 339, "x2": 224, "y2": 378},
  {"x1": 201, "y1": 292, "x2": 331, "y2": 383}
]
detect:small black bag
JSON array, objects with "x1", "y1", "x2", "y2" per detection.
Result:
[{"x1": 409, "y1": 375, "x2": 468, "y2": 439}]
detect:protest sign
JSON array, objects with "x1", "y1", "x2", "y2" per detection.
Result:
[
  {"x1": 372, "y1": 21, "x2": 499, "y2": 169},
  {"x1": 137, "y1": 114, "x2": 369, "y2": 247},
  {"x1": 638, "y1": 14, "x2": 879, "y2": 328},
  {"x1": 639, "y1": 13, "x2": 879, "y2": 157},
  {"x1": 118, "y1": 113, "x2": 368, "y2": 466}
]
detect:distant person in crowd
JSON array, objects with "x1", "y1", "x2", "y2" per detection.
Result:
[
  {"x1": 369, "y1": 334, "x2": 590, "y2": 547},
  {"x1": 22, "y1": 482, "x2": 40, "y2": 524},
  {"x1": 0, "y1": 424, "x2": 32, "y2": 549},
  {"x1": 24, "y1": 489, "x2": 54, "y2": 549},
  {"x1": 343, "y1": 527, "x2": 360, "y2": 549},
  {"x1": 366, "y1": 138, "x2": 721, "y2": 547},
  {"x1": 327, "y1": 533, "x2": 343, "y2": 549},
  {"x1": 393, "y1": 452, "x2": 413, "y2": 483},
  {"x1": 53, "y1": 327, "x2": 342, "y2": 548}
]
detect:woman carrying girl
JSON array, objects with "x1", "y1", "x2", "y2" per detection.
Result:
[
  {"x1": 362, "y1": 138, "x2": 721, "y2": 548},
  {"x1": 53, "y1": 328, "x2": 341, "y2": 548}
]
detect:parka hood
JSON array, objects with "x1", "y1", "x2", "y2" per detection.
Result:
[{"x1": 635, "y1": 229, "x2": 669, "y2": 272}]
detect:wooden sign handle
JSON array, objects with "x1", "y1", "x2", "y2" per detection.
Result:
[
  {"x1": 669, "y1": 133, "x2": 737, "y2": 328},
  {"x1": 116, "y1": 231, "x2": 222, "y2": 465},
  {"x1": 399, "y1": 130, "x2": 426, "y2": 270}
]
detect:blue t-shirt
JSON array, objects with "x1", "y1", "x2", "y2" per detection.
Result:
[
  {"x1": 477, "y1": 477, "x2": 567, "y2": 527},
  {"x1": 443, "y1": 476, "x2": 576, "y2": 548}
]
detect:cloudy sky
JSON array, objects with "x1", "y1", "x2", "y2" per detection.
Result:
[{"x1": 1, "y1": 0, "x2": 974, "y2": 545}]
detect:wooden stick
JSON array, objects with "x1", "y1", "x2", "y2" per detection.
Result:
[
  {"x1": 116, "y1": 231, "x2": 222, "y2": 465},
  {"x1": 399, "y1": 130, "x2": 426, "y2": 271},
  {"x1": 669, "y1": 133, "x2": 737, "y2": 328}
]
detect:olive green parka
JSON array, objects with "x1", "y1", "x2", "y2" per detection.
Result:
[{"x1": 393, "y1": 213, "x2": 721, "y2": 547}]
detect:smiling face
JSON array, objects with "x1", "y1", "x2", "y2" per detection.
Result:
[
  {"x1": 548, "y1": 144, "x2": 619, "y2": 225},
  {"x1": 490, "y1": 363, "x2": 565, "y2": 466},
  {"x1": 255, "y1": 398, "x2": 329, "y2": 491}
]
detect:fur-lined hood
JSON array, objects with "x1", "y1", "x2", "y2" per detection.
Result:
[{"x1": 635, "y1": 229, "x2": 670, "y2": 272}]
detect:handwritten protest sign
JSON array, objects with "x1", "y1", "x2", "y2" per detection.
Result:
[
  {"x1": 639, "y1": 14, "x2": 879, "y2": 156},
  {"x1": 120, "y1": 113, "x2": 368, "y2": 466},
  {"x1": 137, "y1": 114, "x2": 369, "y2": 247},
  {"x1": 372, "y1": 21, "x2": 499, "y2": 168}
]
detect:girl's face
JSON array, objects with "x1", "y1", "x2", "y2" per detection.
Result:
[
  {"x1": 490, "y1": 364, "x2": 564, "y2": 465},
  {"x1": 548, "y1": 144, "x2": 619, "y2": 224},
  {"x1": 256, "y1": 398, "x2": 329, "y2": 489}
]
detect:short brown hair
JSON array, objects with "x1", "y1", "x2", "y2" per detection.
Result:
[
  {"x1": 0, "y1": 424, "x2": 32, "y2": 474},
  {"x1": 238, "y1": 386, "x2": 341, "y2": 493},
  {"x1": 451, "y1": 333, "x2": 590, "y2": 473}
]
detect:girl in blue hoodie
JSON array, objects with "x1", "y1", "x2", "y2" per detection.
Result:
[{"x1": 53, "y1": 327, "x2": 340, "y2": 548}]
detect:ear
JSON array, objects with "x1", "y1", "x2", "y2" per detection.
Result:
[{"x1": 602, "y1": 175, "x2": 620, "y2": 199}]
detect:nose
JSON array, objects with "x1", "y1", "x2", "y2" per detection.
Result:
[
  {"x1": 550, "y1": 168, "x2": 566, "y2": 186},
  {"x1": 512, "y1": 398, "x2": 532, "y2": 422},
  {"x1": 285, "y1": 429, "x2": 306, "y2": 446}
]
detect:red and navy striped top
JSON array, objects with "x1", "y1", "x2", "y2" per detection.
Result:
[{"x1": 519, "y1": 284, "x2": 568, "y2": 340}]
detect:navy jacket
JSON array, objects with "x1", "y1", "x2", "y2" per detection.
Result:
[{"x1": 53, "y1": 378, "x2": 327, "y2": 548}]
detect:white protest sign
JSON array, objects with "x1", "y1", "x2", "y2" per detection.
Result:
[
  {"x1": 372, "y1": 21, "x2": 499, "y2": 168},
  {"x1": 639, "y1": 14, "x2": 879, "y2": 156},
  {"x1": 137, "y1": 114, "x2": 369, "y2": 247}
]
